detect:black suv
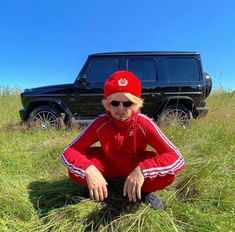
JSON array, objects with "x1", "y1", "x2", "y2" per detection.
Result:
[{"x1": 19, "y1": 51, "x2": 212, "y2": 129}]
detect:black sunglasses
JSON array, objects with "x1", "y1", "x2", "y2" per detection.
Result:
[{"x1": 110, "y1": 100, "x2": 133, "y2": 107}]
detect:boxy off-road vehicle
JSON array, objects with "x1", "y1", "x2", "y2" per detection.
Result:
[{"x1": 19, "y1": 51, "x2": 212, "y2": 129}]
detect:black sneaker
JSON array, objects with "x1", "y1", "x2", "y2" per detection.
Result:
[{"x1": 143, "y1": 192, "x2": 165, "y2": 210}]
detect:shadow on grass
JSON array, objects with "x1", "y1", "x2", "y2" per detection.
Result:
[
  {"x1": 83, "y1": 178, "x2": 140, "y2": 231},
  {"x1": 28, "y1": 178, "x2": 88, "y2": 215},
  {"x1": 84, "y1": 190, "x2": 140, "y2": 231},
  {"x1": 28, "y1": 178, "x2": 140, "y2": 229},
  {"x1": 175, "y1": 176, "x2": 199, "y2": 202}
]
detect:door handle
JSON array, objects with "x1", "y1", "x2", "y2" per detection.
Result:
[{"x1": 150, "y1": 92, "x2": 161, "y2": 96}]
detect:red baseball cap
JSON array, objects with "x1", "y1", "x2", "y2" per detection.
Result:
[{"x1": 104, "y1": 71, "x2": 142, "y2": 98}]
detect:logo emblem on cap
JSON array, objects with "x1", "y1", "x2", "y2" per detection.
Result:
[{"x1": 118, "y1": 78, "x2": 128, "y2": 86}]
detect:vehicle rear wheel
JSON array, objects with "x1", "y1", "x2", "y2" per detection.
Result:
[
  {"x1": 28, "y1": 105, "x2": 62, "y2": 130},
  {"x1": 158, "y1": 104, "x2": 192, "y2": 127}
]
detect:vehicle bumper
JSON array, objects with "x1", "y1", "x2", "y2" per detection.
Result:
[
  {"x1": 195, "y1": 107, "x2": 208, "y2": 118},
  {"x1": 19, "y1": 108, "x2": 27, "y2": 121}
]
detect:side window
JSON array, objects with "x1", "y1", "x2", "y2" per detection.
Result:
[
  {"x1": 85, "y1": 58, "x2": 119, "y2": 83},
  {"x1": 127, "y1": 58, "x2": 157, "y2": 82},
  {"x1": 166, "y1": 58, "x2": 200, "y2": 82}
]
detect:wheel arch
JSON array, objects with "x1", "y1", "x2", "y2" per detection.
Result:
[
  {"x1": 154, "y1": 96, "x2": 195, "y2": 119},
  {"x1": 25, "y1": 98, "x2": 73, "y2": 120}
]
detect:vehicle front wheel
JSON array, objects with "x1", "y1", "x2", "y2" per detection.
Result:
[
  {"x1": 28, "y1": 105, "x2": 62, "y2": 130},
  {"x1": 158, "y1": 104, "x2": 192, "y2": 127}
]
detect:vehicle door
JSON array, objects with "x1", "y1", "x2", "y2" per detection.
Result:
[
  {"x1": 75, "y1": 56, "x2": 120, "y2": 119},
  {"x1": 125, "y1": 56, "x2": 162, "y2": 117},
  {"x1": 160, "y1": 56, "x2": 204, "y2": 107}
]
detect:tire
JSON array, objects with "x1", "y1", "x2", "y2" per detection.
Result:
[
  {"x1": 158, "y1": 104, "x2": 192, "y2": 127},
  {"x1": 28, "y1": 105, "x2": 62, "y2": 130}
]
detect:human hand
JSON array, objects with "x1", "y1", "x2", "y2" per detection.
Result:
[
  {"x1": 85, "y1": 165, "x2": 108, "y2": 201},
  {"x1": 123, "y1": 166, "x2": 144, "y2": 202}
]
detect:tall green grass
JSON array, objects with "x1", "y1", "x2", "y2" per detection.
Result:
[{"x1": 0, "y1": 88, "x2": 234, "y2": 231}]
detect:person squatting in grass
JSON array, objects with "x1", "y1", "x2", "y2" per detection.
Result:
[{"x1": 61, "y1": 71, "x2": 185, "y2": 210}]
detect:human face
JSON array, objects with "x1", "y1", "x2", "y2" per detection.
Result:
[{"x1": 108, "y1": 93, "x2": 134, "y2": 121}]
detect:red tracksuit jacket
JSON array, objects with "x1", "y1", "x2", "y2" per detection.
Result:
[{"x1": 61, "y1": 112, "x2": 184, "y2": 179}]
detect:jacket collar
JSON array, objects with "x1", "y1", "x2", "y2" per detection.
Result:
[{"x1": 108, "y1": 111, "x2": 139, "y2": 129}]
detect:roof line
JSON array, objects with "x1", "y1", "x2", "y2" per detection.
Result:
[{"x1": 89, "y1": 51, "x2": 200, "y2": 56}]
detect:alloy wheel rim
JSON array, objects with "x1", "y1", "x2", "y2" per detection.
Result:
[
  {"x1": 162, "y1": 109, "x2": 188, "y2": 126},
  {"x1": 33, "y1": 111, "x2": 58, "y2": 129}
]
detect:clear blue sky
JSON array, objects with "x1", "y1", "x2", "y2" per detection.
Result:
[{"x1": 0, "y1": 0, "x2": 235, "y2": 91}]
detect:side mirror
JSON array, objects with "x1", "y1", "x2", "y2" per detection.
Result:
[{"x1": 78, "y1": 74, "x2": 88, "y2": 87}]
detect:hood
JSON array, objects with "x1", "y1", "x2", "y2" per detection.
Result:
[{"x1": 23, "y1": 83, "x2": 74, "y2": 95}]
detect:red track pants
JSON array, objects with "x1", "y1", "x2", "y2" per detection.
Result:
[{"x1": 68, "y1": 147, "x2": 175, "y2": 193}]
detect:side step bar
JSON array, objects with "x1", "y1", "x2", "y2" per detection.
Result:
[{"x1": 70, "y1": 117, "x2": 94, "y2": 125}]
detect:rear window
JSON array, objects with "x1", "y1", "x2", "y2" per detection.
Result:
[
  {"x1": 85, "y1": 58, "x2": 119, "y2": 83},
  {"x1": 127, "y1": 58, "x2": 157, "y2": 81},
  {"x1": 166, "y1": 58, "x2": 200, "y2": 82}
]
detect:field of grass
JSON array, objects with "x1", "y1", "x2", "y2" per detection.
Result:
[{"x1": 0, "y1": 87, "x2": 234, "y2": 231}]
